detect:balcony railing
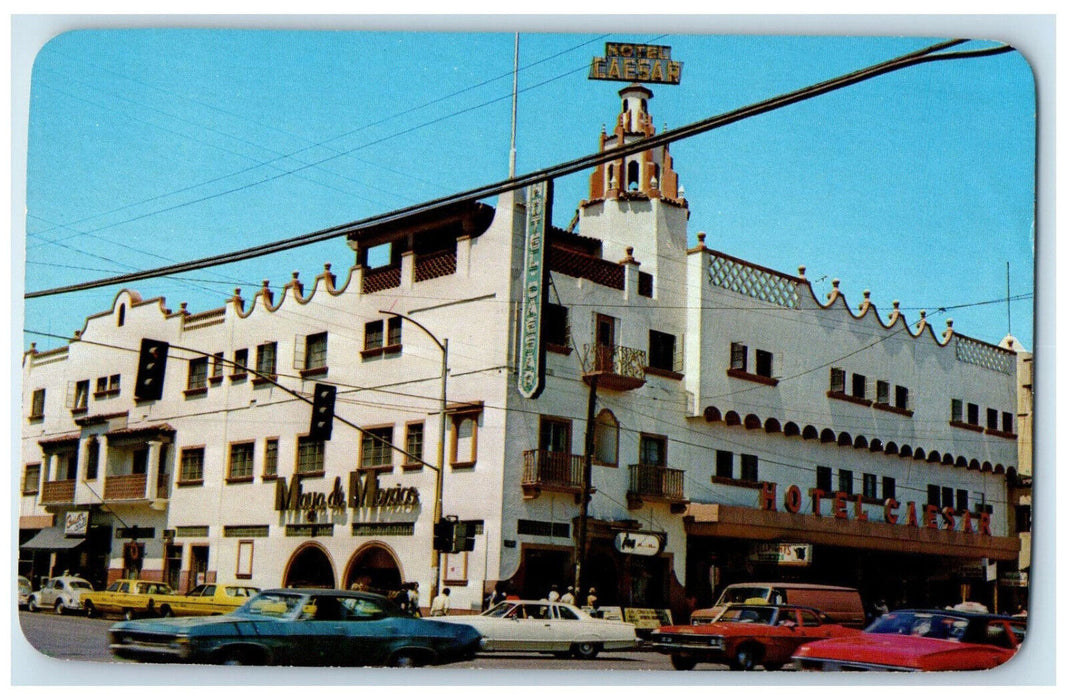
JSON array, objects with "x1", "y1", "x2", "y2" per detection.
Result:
[
  {"x1": 362, "y1": 265, "x2": 401, "y2": 294},
  {"x1": 582, "y1": 343, "x2": 646, "y2": 391},
  {"x1": 627, "y1": 463, "x2": 687, "y2": 511},
  {"x1": 414, "y1": 249, "x2": 457, "y2": 283},
  {"x1": 522, "y1": 449, "x2": 586, "y2": 499},
  {"x1": 40, "y1": 480, "x2": 75, "y2": 504},
  {"x1": 103, "y1": 473, "x2": 148, "y2": 501}
]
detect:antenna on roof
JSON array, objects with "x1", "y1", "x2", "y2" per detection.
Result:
[
  {"x1": 509, "y1": 33, "x2": 519, "y2": 178},
  {"x1": 1006, "y1": 261, "x2": 1012, "y2": 337}
]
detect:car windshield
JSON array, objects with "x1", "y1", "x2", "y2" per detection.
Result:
[
  {"x1": 717, "y1": 587, "x2": 771, "y2": 605},
  {"x1": 866, "y1": 612, "x2": 970, "y2": 641},
  {"x1": 238, "y1": 592, "x2": 309, "y2": 619},
  {"x1": 483, "y1": 602, "x2": 517, "y2": 618},
  {"x1": 68, "y1": 580, "x2": 92, "y2": 590},
  {"x1": 717, "y1": 606, "x2": 775, "y2": 624}
]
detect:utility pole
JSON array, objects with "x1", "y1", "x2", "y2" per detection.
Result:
[{"x1": 574, "y1": 375, "x2": 598, "y2": 597}]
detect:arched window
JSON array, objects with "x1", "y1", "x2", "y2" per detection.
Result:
[
  {"x1": 607, "y1": 164, "x2": 615, "y2": 189},
  {"x1": 627, "y1": 161, "x2": 640, "y2": 190},
  {"x1": 593, "y1": 410, "x2": 619, "y2": 467},
  {"x1": 117, "y1": 304, "x2": 125, "y2": 326},
  {"x1": 449, "y1": 404, "x2": 482, "y2": 469}
]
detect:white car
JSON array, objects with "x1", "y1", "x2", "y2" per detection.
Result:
[
  {"x1": 18, "y1": 576, "x2": 32, "y2": 609},
  {"x1": 437, "y1": 600, "x2": 637, "y2": 659},
  {"x1": 27, "y1": 575, "x2": 95, "y2": 615}
]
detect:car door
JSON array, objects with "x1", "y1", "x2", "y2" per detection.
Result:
[
  {"x1": 335, "y1": 595, "x2": 405, "y2": 666},
  {"x1": 547, "y1": 604, "x2": 587, "y2": 650},
  {"x1": 292, "y1": 594, "x2": 356, "y2": 666},
  {"x1": 39, "y1": 579, "x2": 58, "y2": 607}
]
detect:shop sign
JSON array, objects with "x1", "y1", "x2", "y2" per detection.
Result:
[
  {"x1": 596, "y1": 606, "x2": 624, "y2": 621},
  {"x1": 64, "y1": 511, "x2": 88, "y2": 536},
  {"x1": 614, "y1": 531, "x2": 663, "y2": 557},
  {"x1": 623, "y1": 608, "x2": 674, "y2": 629},
  {"x1": 588, "y1": 43, "x2": 683, "y2": 85},
  {"x1": 750, "y1": 542, "x2": 812, "y2": 566},
  {"x1": 999, "y1": 571, "x2": 1028, "y2": 587},
  {"x1": 517, "y1": 180, "x2": 552, "y2": 399},
  {"x1": 758, "y1": 482, "x2": 993, "y2": 536},
  {"x1": 274, "y1": 472, "x2": 420, "y2": 519}
]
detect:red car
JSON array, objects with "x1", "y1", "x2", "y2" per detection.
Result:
[
  {"x1": 650, "y1": 603, "x2": 861, "y2": 670},
  {"x1": 792, "y1": 609, "x2": 1026, "y2": 672}
]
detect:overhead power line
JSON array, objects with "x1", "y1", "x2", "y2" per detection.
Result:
[{"x1": 25, "y1": 39, "x2": 1013, "y2": 300}]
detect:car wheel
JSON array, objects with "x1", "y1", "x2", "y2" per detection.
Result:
[
  {"x1": 389, "y1": 650, "x2": 425, "y2": 668},
  {"x1": 55, "y1": 600, "x2": 65, "y2": 615},
  {"x1": 85, "y1": 602, "x2": 97, "y2": 618},
  {"x1": 571, "y1": 642, "x2": 600, "y2": 660},
  {"x1": 159, "y1": 605, "x2": 173, "y2": 618},
  {"x1": 27, "y1": 597, "x2": 39, "y2": 613},
  {"x1": 670, "y1": 654, "x2": 698, "y2": 671},
  {"x1": 730, "y1": 644, "x2": 760, "y2": 671},
  {"x1": 123, "y1": 608, "x2": 135, "y2": 621}
]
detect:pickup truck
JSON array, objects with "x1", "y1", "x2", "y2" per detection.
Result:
[
  {"x1": 83, "y1": 579, "x2": 175, "y2": 620},
  {"x1": 84, "y1": 580, "x2": 261, "y2": 619}
]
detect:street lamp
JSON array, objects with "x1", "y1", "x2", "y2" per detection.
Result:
[{"x1": 380, "y1": 310, "x2": 448, "y2": 606}]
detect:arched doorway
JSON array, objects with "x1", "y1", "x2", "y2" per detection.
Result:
[
  {"x1": 344, "y1": 543, "x2": 403, "y2": 594},
  {"x1": 283, "y1": 544, "x2": 336, "y2": 589}
]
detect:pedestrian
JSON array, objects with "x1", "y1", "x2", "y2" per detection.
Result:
[
  {"x1": 489, "y1": 585, "x2": 507, "y2": 608},
  {"x1": 408, "y1": 582, "x2": 421, "y2": 616},
  {"x1": 586, "y1": 587, "x2": 599, "y2": 609},
  {"x1": 547, "y1": 584, "x2": 560, "y2": 602},
  {"x1": 873, "y1": 599, "x2": 889, "y2": 617},
  {"x1": 430, "y1": 587, "x2": 451, "y2": 616},
  {"x1": 560, "y1": 586, "x2": 576, "y2": 605}
]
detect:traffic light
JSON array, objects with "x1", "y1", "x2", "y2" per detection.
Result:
[
  {"x1": 453, "y1": 521, "x2": 476, "y2": 552},
  {"x1": 307, "y1": 383, "x2": 337, "y2": 441},
  {"x1": 433, "y1": 520, "x2": 454, "y2": 552},
  {"x1": 134, "y1": 338, "x2": 169, "y2": 401}
]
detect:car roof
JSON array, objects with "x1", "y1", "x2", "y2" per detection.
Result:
[
  {"x1": 259, "y1": 588, "x2": 391, "y2": 600},
  {"x1": 888, "y1": 608, "x2": 1021, "y2": 622},
  {"x1": 724, "y1": 582, "x2": 857, "y2": 591}
]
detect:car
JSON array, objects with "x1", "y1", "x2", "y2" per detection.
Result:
[
  {"x1": 436, "y1": 599, "x2": 638, "y2": 659},
  {"x1": 153, "y1": 583, "x2": 261, "y2": 618},
  {"x1": 792, "y1": 608, "x2": 1026, "y2": 672},
  {"x1": 18, "y1": 576, "x2": 32, "y2": 609},
  {"x1": 26, "y1": 575, "x2": 95, "y2": 615},
  {"x1": 650, "y1": 602, "x2": 861, "y2": 671},
  {"x1": 690, "y1": 582, "x2": 866, "y2": 628},
  {"x1": 108, "y1": 588, "x2": 482, "y2": 667},
  {"x1": 82, "y1": 579, "x2": 174, "y2": 620}
]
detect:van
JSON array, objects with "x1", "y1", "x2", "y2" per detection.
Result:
[{"x1": 690, "y1": 583, "x2": 866, "y2": 628}]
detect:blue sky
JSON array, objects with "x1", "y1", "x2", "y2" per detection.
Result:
[{"x1": 18, "y1": 27, "x2": 1036, "y2": 352}]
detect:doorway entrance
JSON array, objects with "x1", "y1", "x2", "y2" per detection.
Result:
[
  {"x1": 284, "y1": 544, "x2": 336, "y2": 589},
  {"x1": 344, "y1": 544, "x2": 402, "y2": 593}
]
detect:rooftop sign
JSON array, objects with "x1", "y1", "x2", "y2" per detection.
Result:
[{"x1": 589, "y1": 43, "x2": 682, "y2": 85}]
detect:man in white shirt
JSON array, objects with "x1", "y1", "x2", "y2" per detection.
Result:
[
  {"x1": 560, "y1": 586, "x2": 576, "y2": 605},
  {"x1": 430, "y1": 587, "x2": 451, "y2": 616}
]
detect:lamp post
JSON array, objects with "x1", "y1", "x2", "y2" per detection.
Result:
[{"x1": 380, "y1": 310, "x2": 448, "y2": 607}]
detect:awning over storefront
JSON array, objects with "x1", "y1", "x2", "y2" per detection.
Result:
[
  {"x1": 21, "y1": 526, "x2": 84, "y2": 551},
  {"x1": 684, "y1": 503, "x2": 1020, "y2": 562}
]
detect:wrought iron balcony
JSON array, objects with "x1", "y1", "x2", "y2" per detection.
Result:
[
  {"x1": 627, "y1": 463, "x2": 687, "y2": 512},
  {"x1": 522, "y1": 449, "x2": 589, "y2": 500},
  {"x1": 40, "y1": 479, "x2": 75, "y2": 504},
  {"x1": 582, "y1": 343, "x2": 646, "y2": 391}
]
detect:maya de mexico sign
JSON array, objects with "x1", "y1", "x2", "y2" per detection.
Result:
[
  {"x1": 758, "y1": 481, "x2": 993, "y2": 536},
  {"x1": 274, "y1": 471, "x2": 420, "y2": 519}
]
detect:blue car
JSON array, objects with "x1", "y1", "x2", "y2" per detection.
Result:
[{"x1": 109, "y1": 588, "x2": 481, "y2": 667}]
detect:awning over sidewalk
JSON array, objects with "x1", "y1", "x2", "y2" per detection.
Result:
[{"x1": 21, "y1": 526, "x2": 84, "y2": 551}]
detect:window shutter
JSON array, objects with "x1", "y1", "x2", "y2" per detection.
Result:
[
  {"x1": 65, "y1": 381, "x2": 76, "y2": 409},
  {"x1": 673, "y1": 332, "x2": 684, "y2": 373},
  {"x1": 292, "y1": 334, "x2": 306, "y2": 370}
]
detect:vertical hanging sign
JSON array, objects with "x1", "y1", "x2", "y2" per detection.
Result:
[{"x1": 518, "y1": 180, "x2": 552, "y2": 399}]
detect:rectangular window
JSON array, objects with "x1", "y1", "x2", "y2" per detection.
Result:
[
  {"x1": 211, "y1": 352, "x2": 224, "y2": 379},
  {"x1": 639, "y1": 434, "x2": 667, "y2": 467},
  {"x1": 648, "y1": 330, "x2": 677, "y2": 372},
  {"x1": 360, "y1": 427, "x2": 394, "y2": 468},
  {"x1": 1001, "y1": 412, "x2": 1014, "y2": 434},
  {"x1": 74, "y1": 380, "x2": 90, "y2": 410},
  {"x1": 404, "y1": 423, "x2": 424, "y2": 466},
  {"x1": 22, "y1": 463, "x2": 41, "y2": 495},
  {"x1": 740, "y1": 454, "x2": 758, "y2": 482},
  {"x1": 30, "y1": 388, "x2": 45, "y2": 418},
  {"x1": 109, "y1": 374, "x2": 121, "y2": 393},
  {"x1": 895, "y1": 385, "x2": 909, "y2": 410},
  {"x1": 263, "y1": 438, "x2": 278, "y2": 478},
  {"x1": 539, "y1": 417, "x2": 571, "y2": 453},
  {"x1": 544, "y1": 303, "x2": 570, "y2": 347},
  {"x1": 1014, "y1": 504, "x2": 1032, "y2": 533},
  {"x1": 387, "y1": 316, "x2": 402, "y2": 347},
  {"x1": 296, "y1": 436, "x2": 325, "y2": 474},
  {"x1": 715, "y1": 450, "x2": 733, "y2": 479},
  {"x1": 754, "y1": 349, "x2": 773, "y2": 378},
  {"x1": 96, "y1": 377, "x2": 109, "y2": 394},
  {"x1": 829, "y1": 367, "x2": 845, "y2": 393},
  {"x1": 837, "y1": 469, "x2": 853, "y2": 495},
  {"x1": 365, "y1": 320, "x2": 384, "y2": 350},
  {"x1": 956, "y1": 489, "x2": 969, "y2": 512},
  {"x1": 876, "y1": 380, "x2": 890, "y2": 404},
  {"x1": 967, "y1": 402, "x2": 979, "y2": 425},
  {"x1": 232, "y1": 349, "x2": 249, "y2": 376},
  {"x1": 256, "y1": 342, "x2": 277, "y2": 377},
  {"x1": 228, "y1": 442, "x2": 255, "y2": 480},
  {"x1": 851, "y1": 374, "x2": 866, "y2": 399},
  {"x1": 816, "y1": 466, "x2": 832, "y2": 493},
  {"x1": 180, "y1": 447, "x2": 205, "y2": 483},
  {"x1": 927, "y1": 484, "x2": 941, "y2": 507},
  {"x1": 941, "y1": 486, "x2": 954, "y2": 510},
  {"x1": 85, "y1": 439, "x2": 99, "y2": 480},
  {"x1": 305, "y1": 332, "x2": 328, "y2": 370},
  {"x1": 730, "y1": 342, "x2": 747, "y2": 371},
  {"x1": 882, "y1": 476, "x2": 896, "y2": 501},
  {"x1": 986, "y1": 408, "x2": 998, "y2": 431},
  {"x1": 951, "y1": 398, "x2": 963, "y2": 422},
  {"x1": 862, "y1": 473, "x2": 878, "y2": 499},
  {"x1": 187, "y1": 357, "x2": 209, "y2": 391}
]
